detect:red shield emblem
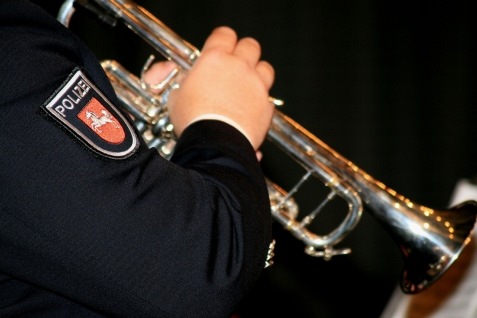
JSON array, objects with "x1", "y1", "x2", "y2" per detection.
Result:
[{"x1": 77, "y1": 97, "x2": 125, "y2": 144}]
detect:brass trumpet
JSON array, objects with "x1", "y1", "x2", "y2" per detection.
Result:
[{"x1": 58, "y1": 0, "x2": 477, "y2": 294}]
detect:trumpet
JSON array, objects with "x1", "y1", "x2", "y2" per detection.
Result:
[{"x1": 58, "y1": 0, "x2": 477, "y2": 294}]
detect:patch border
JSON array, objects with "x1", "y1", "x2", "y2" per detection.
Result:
[{"x1": 42, "y1": 68, "x2": 139, "y2": 159}]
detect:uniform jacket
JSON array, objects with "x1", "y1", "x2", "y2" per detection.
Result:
[{"x1": 0, "y1": 1, "x2": 272, "y2": 317}]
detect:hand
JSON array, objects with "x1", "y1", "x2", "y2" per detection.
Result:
[{"x1": 143, "y1": 26, "x2": 276, "y2": 151}]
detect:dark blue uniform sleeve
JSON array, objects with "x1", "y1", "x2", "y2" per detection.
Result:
[{"x1": 0, "y1": 1, "x2": 272, "y2": 317}]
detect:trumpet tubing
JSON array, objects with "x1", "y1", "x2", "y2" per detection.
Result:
[{"x1": 58, "y1": 0, "x2": 477, "y2": 294}]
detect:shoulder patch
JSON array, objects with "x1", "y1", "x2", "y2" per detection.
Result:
[{"x1": 42, "y1": 68, "x2": 139, "y2": 159}]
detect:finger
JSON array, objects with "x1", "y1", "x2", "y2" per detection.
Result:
[
  {"x1": 255, "y1": 60, "x2": 275, "y2": 90},
  {"x1": 142, "y1": 61, "x2": 176, "y2": 86},
  {"x1": 201, "y1": 26, "x2": 237, "y2": 54},
  {"x1": 256, "y1": 150, "x2": 263, "y2": 162},
  {"x1": 233, "y1": 37, "x2": 261, "y2": 68}
]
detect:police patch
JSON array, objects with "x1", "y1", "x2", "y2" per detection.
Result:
[{"x1": 42, "y1": 68, "x2": 139, "y2": 159}]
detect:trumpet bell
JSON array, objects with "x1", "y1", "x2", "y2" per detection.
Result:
[{"x1": 396, "y1": 200, "x2": 477, "y2": 293}]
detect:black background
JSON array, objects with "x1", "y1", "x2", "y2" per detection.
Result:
[{"x1": 33, "y1": 1, "x2": 477, "y2": 317}]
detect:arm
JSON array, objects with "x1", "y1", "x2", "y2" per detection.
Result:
[{"x1": 0, "y1": 1, "x2": 274, "y2": 317}]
